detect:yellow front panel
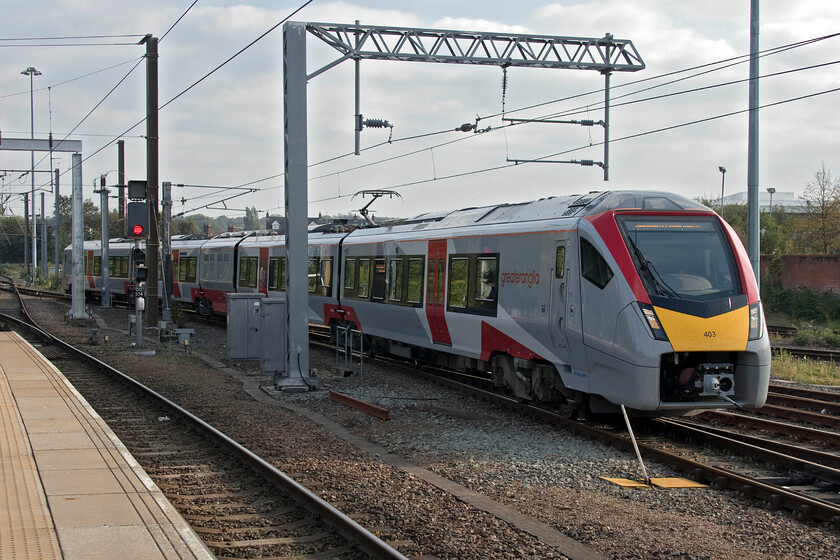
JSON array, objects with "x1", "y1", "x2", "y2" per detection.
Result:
[{"x1": 654, "y1": 305, "x2": 749, "y2": 352}]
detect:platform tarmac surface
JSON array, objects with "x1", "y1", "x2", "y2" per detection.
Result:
[{"x1": 0, "y1": 330, "x2": 214, "y2": 559}]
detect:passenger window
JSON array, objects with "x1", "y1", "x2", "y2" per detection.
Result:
[
  {"x1": 427, "y1": 259, "x2": 435, "y2": 305},
  {"x1": 268, "y1": 257, "x2": 285, "y2": 291},
  {"x1": 344, "y1": 258, "x2": 356, "y2": 290},
  {"x1": 308, "y1": 258, "x2": 318, "y2": 293},
  {"x1": 371, "y1": 258, "x2": 386, "y2": 301},
  {"x1": 93, "y1": 256, "x2": 101, "y2": 276},
  {"x1": 556, "y1": 246, "x2": 565, "y2": 278},
  {"x1": 436, "y1": 259, "x2": 445, "y2": 306},
  {"x1": 581, "y1": 239, "x2": 614, "y2": 289},
  {"x1": 388, "y1": 259, "x2": 404, "y2": 302},
  {"x1": 407, "y1": 258, "x2": 424, "y2": 304},
  {"x1": 179, "y1": 257, "x2": 197, "y2": 283},
  {"x1": 448, "y1": 258, "x2": 469, "y2": 309},
  {"x1": 239, "y1": 256, "x2": 258, "y2": 288},
  {"x1": 475, "y1": 257, "x2": 497, "y2": 301},
  {"x1": 320, "y1": 258, "x2": 332, "y2": 292},
  {"x1": 358, "y1": 258, "x2": 371, "y2": 298}
]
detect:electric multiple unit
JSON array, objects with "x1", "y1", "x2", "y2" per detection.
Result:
[{"x1": 64, "y1": 191, "x2": 770, "y2": 416}]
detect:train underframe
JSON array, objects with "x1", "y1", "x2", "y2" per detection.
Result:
[{"x1": 331, "y1": 320, "x2": 588, "y2": 418}]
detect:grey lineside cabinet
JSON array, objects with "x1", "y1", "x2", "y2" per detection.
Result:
[
  {"x1": 260, "y1": 296, "x2": 287, "y2": 376},
  {"x1": 226, "y1": 293, "x2": 265, "y2": 360}
]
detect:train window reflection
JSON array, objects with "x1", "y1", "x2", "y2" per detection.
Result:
[
  {"x1": 239, "y1": 256, "x2": 258, "y2": 288},
  {"x1": 617, "y1": 215, "x2": 740, "y2": 301},
  {"x1": 179, "y1": 257, "x2": 197, "y2": 283},
  {"x1": 388, "y1": 259, "x2": 404, "y2": 302},
  {"x1": 308, "y1": 258, "x2": 318, "y2": 293},
  {"x1": 344, "y1": 258, "x2": 356, "y2": 290},
  {"x1": 475, "y1": 257, "x2": 497, "y2": 302},
  {"x1": 358, "y1": 259, "x2": 371, "y2": 298},
  {"x1": 407, "y1": 258, "x2": 424, "y2": 304},
  {"x1": 555, "y1": 246, "x2": 565, "y2": 278},
  {"x1": 581, "y1": 239, "x2": 613, "y2": 289},
  {"x1": 448, "y1": 258, "x2": 468, "y2": 309},
  {"x1": 320, "y1": 258, "x2": 332, "y2": 290},
  {"x1": 268, "y1": 257, "x2": 285, "y2": 291}
]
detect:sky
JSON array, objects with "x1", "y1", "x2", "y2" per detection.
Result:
[{"x1": 1, "y1": 0, "x2": 838, "y2": 223}]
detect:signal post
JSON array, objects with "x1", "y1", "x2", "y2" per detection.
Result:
[{"x1": 126, "y1": 181, "x2": 150, "y2": 352}]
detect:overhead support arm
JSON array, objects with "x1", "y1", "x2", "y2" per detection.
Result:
[
  {"x1": 306, "y1": 23, "x2": 645, "y2": 72},
  {"x1": 282, "y1": 21, "x2": 645, "y2": 391}
]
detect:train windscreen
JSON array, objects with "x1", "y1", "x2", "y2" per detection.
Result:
[{"x1": 617, "y1": 215, "x2": 741, "y2": 301}]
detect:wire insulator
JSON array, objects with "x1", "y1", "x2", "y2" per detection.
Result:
[{"x1": 363, "y1": 118, "x2": 392, "y2": 128}]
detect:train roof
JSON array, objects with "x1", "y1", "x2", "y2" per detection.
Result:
[{"x1": 366, "y1": 191, "x2": 710, "y2": 234}]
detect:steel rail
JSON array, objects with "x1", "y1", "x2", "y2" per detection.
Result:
[
  {"x1": 770, "y1": 384, "x2": 840, "y2": 404},
  {"x1": 756, "y1": 403, "x2": 840, "y2": 429},
  {"x1": 0, "y1": 307, "x2": 409, "y2": 560},
  {"x1": 767, "y1": 391, "x2": 840, "y2": 414},
  {"x1": 10, "y1": 280, "x2": 839, "y2": 528},
  {"x1": 379, "y1": 358, "x2": 840, "y2": 527},
  {"x1": 699, "y1": 410, "x2": 840, "y2": 447},
  {"x1": 656, "y1": 417, "x2": 840, "y2": 481}
]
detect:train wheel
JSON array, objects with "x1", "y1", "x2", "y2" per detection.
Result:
[
  {"x1": 195, "y1": 298, "x2": 213, "y2": 317},
  {"x1": 556, "y1": 392, "x2": 586, "y2": 419},
  {"x1": 557, "y1": 398, "x2": 578, "y2": 419},
  {"x1": 493, "y1": 354, "x2": 528, "y2": 401}
]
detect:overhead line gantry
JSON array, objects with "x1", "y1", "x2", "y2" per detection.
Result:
[{"x1": 280, "y1": 21, "x2": 644, "y2": 390}]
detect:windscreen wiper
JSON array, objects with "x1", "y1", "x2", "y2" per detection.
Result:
[{"x1": 626, "y1": 235, "x2": 681, "y2": 298}]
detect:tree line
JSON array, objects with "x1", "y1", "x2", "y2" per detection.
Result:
[
  {"x1": 2, "y1": 163, "x2": 837, "y2": 276},
  {"x1": 707, "y1": 163, "x2": 840, "y2": 257},
  {"x1": 0, "y1": 201, "x2": 272, "y2": 269}
]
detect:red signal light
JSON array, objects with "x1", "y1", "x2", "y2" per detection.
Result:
[{"x1": 132, "y1": 224, "x2": 145, "y2": 236}]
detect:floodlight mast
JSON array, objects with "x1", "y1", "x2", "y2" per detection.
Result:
[{"x1": 282, "y1": 21, "x2": 645, "y2": 391}]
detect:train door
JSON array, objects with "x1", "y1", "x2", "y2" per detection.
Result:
[
  {"x1": 578, "y1": 235, "x2": 621, "y2": 355},
  {"x1": 258, "y1": 247, "x2": 269, "y2": 295},
  {"x1": 172, "y1": 249, "x2": 181, "y2": 298},
  {"x1": 549, "y1": 240, "x2": 568, "y2": 348},
  {"x1": 85, "y1": 250, "x2": 96, "y2": 289},
  {"x1": 425, "y1": 239, "x2": 452, "y2": 345}
]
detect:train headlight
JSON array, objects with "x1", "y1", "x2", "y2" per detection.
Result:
[
  {"x1": 748, "y1": 302, "x2": 763, "y2": 340},
  {"x1": 639, "y1": 303, "x2": 669, "y2": 341}
]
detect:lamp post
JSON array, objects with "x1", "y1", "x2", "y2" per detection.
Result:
[
  {"x1": 766, "y1": 187, "x2": 775, "y2": 212},
  {"x1": 21, "y1": 66, "x2": 42, "y2": 282}
]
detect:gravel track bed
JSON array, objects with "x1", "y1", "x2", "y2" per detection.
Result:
[{"x1": 25, "y1": 297, "x2": 840, "y2": 560}]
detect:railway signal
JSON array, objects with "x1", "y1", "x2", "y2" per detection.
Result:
[
  {"x1": 126, "y1": 201, "x2": 149, "y2": 239},
  {"x1": 135, "y1": 265, "x2": 148, "y2": 283}
]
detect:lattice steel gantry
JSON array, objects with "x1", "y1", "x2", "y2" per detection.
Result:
[{"x1": 279, "y1": 21, "x2": 644, "y2": 390}]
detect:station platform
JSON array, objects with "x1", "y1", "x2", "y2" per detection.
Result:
[{"x1": 0, "y1": 331, "x2": 214, "y2": 560}]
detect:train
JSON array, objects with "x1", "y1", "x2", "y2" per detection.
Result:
[{"x1": 63, "y1": 190, "x2": 771, "y2": 417}]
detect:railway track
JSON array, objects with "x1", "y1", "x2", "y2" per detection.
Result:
[
  {"x1": 348, "y1": 351, "x2": 840, "y2": 528},
  {"x1": 0, "y1": 279, "x2": 406, "y2": 560},
  {"x1": 8, "y1": 277, "x2": 840, "y2": 530},
  {"x1": 11, "y1": 279, "x2": 839, "y2": 362}
]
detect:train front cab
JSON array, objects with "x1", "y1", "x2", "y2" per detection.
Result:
[{"x1": 580, "y1": 207, "x2": 771, "y2": 416}]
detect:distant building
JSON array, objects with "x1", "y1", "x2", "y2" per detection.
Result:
[{"x1": 720, "y1": 191, "x2": 806, "y2": 213}]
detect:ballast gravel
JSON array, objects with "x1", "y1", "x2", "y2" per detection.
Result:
[{"x1": 25, "y1": 298, "x2": 840, "y2": 560}]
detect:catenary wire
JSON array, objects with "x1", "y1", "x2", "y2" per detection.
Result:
[{"x1": 307, "y1": 85, "x2": 840, "y2": 206}]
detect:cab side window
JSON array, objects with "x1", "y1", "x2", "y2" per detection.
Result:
[{"x1": 581, "y1": 238, "x2": 613, "y2": 289}]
